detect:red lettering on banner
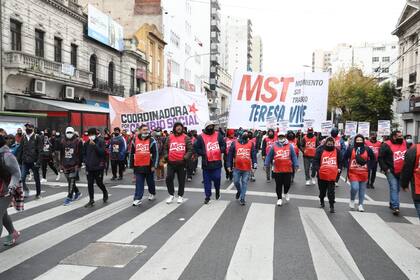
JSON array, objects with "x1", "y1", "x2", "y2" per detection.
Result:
[
  {"x1": 238, "y1": 75, "x2": 264, "y2": 101},
  {"x1": 237, "y1": 75, "x2": 295, "y2": 102},
  {"x1": 280, "y1": 77, "x2": 294, "y2": 102},
  {"x1": 262, "y1": 77, "x2": 280, "y2": 103}
]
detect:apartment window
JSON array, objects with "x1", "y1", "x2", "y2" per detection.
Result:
[
  {"x1": 54, "y1": 37, "x2": 62, "y2": 62},
  {"x1": 372, "y1": 57, "x2": 379, "y2": 62},
  {"x1": 35, "y1": 29, "x2": 45, "y2": 57},
  {"x1": 71, "y1": 44, "x2": 78, "y2": 68},
  {"x1": 157, "y1": 55, "x2": 161, "y2": 77},
  {"x1": 392, "y1": 46, "x2": 396, "y2": 49},
  {"x1": 170, "y1": 31, "x2": 180, "y2": 48},
  {"x1": 382, "y1": 56, "x2": 390, "y2": 62},
  {"x1": 130, "y1": 68, "x2": 135, "y2": 90},
  {"x1": 10, "y1": 19, "x2": 22, "y2": 51},
  {"x1": 382, "y1": 68, "x2": 389, "y2": 73},
  {"x1": 108, "y1": 62, "x2": 114, "y2": 88},
  {"x1": 90, "y1": 54, "x2": 97, "y2": 87}
]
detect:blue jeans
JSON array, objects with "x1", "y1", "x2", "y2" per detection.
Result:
[
  {"x1": 21, "y1": 162, "x2": 41, "y2": 195},
  {"x1": 386, "y1": 172, "x2": 400, "y2": 209},
  {"x1": 134, "y1": 172, "x2": 156, "y2": 200},
  {"x1": 415, "y1": 202, "x2": 420, "y2": 221},
  {"x1": 203, "y1": 168, "x2": 221, "y2": 198},
  {"x1": 350, "y1": 181, "x2": 367, "y2": 205},
  {"x1": 233, "y1": 169, "x2": 250, "y2": 200}
]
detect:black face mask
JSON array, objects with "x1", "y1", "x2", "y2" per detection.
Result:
[
  {"x1": 307, "y1": 133, "x2": 313, "y2": 137},
  {"x1": 395, "y1": 138, "x2": 404, "y2": 145},
  {"x1": 268, "y1": 133, "x2": 274, "y2": 139},
  {"x1": 205, "y1": 127, "x2": 214, "y2": 134},
  {"x1": 355, "y1": 142, "x2": 363, "y2": 148},
  {"x1": 17, "y1": 132, "x2": 22, "y2": 135},
  {"x1": 371, "y1": 137, "x2": 377, "y2": 142},
  {"x1": 325, "y1": 144, "x2": 334, "y2": 151},
  {"x1": 25, "y1": 129, "x2": 33, "y2": 135},
  {"x1": 114, "y1": 133, "x2": 120, "y2": 137},
  {"x1": 241, "y1": 135, "x2": 248, "y2": 141}
]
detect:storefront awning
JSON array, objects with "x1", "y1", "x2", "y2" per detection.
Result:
[{"x1": 6, "y1": 95, "x2": 109, "y2": 114}]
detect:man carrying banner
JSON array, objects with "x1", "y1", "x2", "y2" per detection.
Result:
[
  {"x1": 224, "y1": 129, "x2": 236, "y2": 181},
  {"x1": 163, "y1": 122, "x2": 192, "y2": 204},
  {"x1": 262, "y1": 129, "x2": 277, "y2": 182},
  {"x1": 300, "y1": 127, "x2": 319, "y2": 186},
  {"x1": 194, "y1": 121, "x2": 226, "y2": 204},
  {"x1": 379, "y1": 130, "x2": 408, "y2": 216},
  {"x1": 227, "y1": 131, "x2": 257, "y2": 205},
  {"x1": 366, "y1": 133, "x2": 382, "y2": 189},
  {"x1": 400, "y1": 143, "x2": 420, "y2": 221},
  {"x1": 264, "y1": 132, "x2": 299, "y2": 206},
  {"x1": 130, "y1": 125, "x2": 158, "y2": 206}
]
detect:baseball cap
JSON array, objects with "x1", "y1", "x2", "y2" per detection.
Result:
[
  {"x1": 307, "y1": 127, "x2": 314, "y2": 133},
  {"x1": 205, "y1": 120, "x2": 216, "y2": 128},
  {"x1": 65, "y1": 127, "x2": 75, "y2": 134}
]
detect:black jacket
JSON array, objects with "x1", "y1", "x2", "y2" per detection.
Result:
[
  {"x1": 83, "y1": 137, "x2": 106, "y2": 171},
  {"x1": 311, "y1": 146, "x2": 343, "y2": 180},
  {"x1": 379, "y1": 141, "x2": 409, "y2": 176},
  {"x1": 400, "y1": 145, "x2": 420, "y2": 203},
  {"x1": 194, "y1": 131, "x2": 226, "y2": 170},
  {"x1": 17, "y1": 134, "x2": 42, "y2": 165}
]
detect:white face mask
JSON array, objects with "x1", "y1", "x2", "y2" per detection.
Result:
[
  {"x1": 66, "y1": 133, "x2": 73, "y2": 139},
  {"x1": 89, "y1": 135, "x2": 96, "y2": 141}
]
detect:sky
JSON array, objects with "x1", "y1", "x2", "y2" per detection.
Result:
[{"x1": 218, "y1": 0, "x2": 407, "y2": 73}]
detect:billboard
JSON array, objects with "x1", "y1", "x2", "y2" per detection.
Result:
[{"x1": 87, "y1": 4, "x2": 124, "y2": 51}]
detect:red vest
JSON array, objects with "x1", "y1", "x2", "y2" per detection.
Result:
[
  {"x1": 304, "y1": 136, "x2": 316, "y2": 157},
  {"x1": 225, "y1": 137, "x2": 235, "y2": 154},
  {"x1": 202, "y1": 132, "x2": 222, "y2": 162},
  {"x1": 273, "y1": 144, "x2": 293, "y2": 173},
  {"x1": 319, "y1": 149, "x2": 338, "y2": 181},
  {"x1": 234, "y1": 140, "x2": 253, "y2": 171},
  {"x1": 334, "y1": 136, "x2": 342, "y2": 150},
  {"x1": 366, "y1": 140, "x2": 381, "y2": 160},
  {"x1": 348, "y1": 149, "x2": 368, "y2": 182},
  {"x1": 386, "y1": 140, "x2": 407, "y2": 174},
  {"x1": 413, "y1": 144, "x2": 420, "y2": 195},
  {"x1": 134, "y1": 137, "x2": 151, "y2": 167},
  {"x1": 168, "y1": 134, "x2": 186, "y2": 162},
  {"x1": 264, "y1": 137, "x2": 276, "y2": 155},
  {"x1": 290, "y1": 138, "x2": 300, "y2": 156}
]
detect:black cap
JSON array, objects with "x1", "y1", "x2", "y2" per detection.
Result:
[{"x1": 24, "y1": 123, "x2": 34, "y2": 128}]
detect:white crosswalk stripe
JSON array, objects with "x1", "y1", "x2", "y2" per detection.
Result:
[
  {"x1": 351, "y1": 212, "x2": 420, "y2": 280},
  {"x1": 34, "y1": 265, "x2": 96, "y2": 280},
  {"x1": 404, "y1": 216, "x2": 420, "y2": 225}
]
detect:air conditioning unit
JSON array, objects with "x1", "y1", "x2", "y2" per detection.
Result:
[
  {"x1": 65, "y1": 86, "x2": 75, "y2": 99},
  {"x1": 31, "y1": 79, "x2": 46, "y2": 95}
]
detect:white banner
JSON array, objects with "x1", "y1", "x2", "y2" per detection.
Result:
[
  {"x1": 321, "y1": 121, "x2": 333, "y2": 136},
  {"x1": 303, "y1": 119, "x2": 315, "y2": 133},
  {"x1": 227, "y1": 71, "x2": 329, "y2": 130},
  {"x1": 278, "y1": 120, "x2": 289, "y2": 135},
  {"x1": 109, "y1": 87, "x2": 210, "y2": 131},
  {"x1": 357, "y1": 122, "x2": 370, "y2": 138},
  {"x1": 378, "y1": 120, "x2": 391, "y2": 136},
  {"x1": 345, "y1": 121, "x2": 357, "y2": 137}
]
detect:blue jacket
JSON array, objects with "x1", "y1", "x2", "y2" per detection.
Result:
[
  {"x1": 264, "y1": 140, "x2": 299, "y2": 170},
  {"x1": 227, "y1": 139, "x2": 257, "y2": 169},
  {"x1": 110, "y1": 135, "x2": 127, "y2": 161}
]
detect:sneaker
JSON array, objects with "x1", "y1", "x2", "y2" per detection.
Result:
[
  {"x1": 311, "y1": 178, "x2": 316, "y2": 185},
  {"x1": 366, "y1": 184, "x2": 372, "y2": 189},
  {"x1": 35, "y1": 195, "x2": 42, "y2": 200},
  {"x1": 103, "y1": 192, "x2": 109, "y2": 203},
  {"x1": 266, "y1": 179, "x2": 271, "y2": 183},
  {"x1": 63, "y1": 197, "x2": 72, "y2": 206},
  {"x1": 393, "y1": 208, "x2": 400, "y2": 216},
  {"x1": 250, "y1": 176, "x2": 256, "y2": 182},
  {"x1": 56, "y1": 174, "x2": 61, "y2": 181},
  {"x1": 349, "y1": 200, "x2": 355, "y2": 210},
  {"x1": 204, "y1": 197, "x2": 210, "y2": 204},
  {"x1": 84, "y1": 200, "x2": 95, "y2": 208},
  {"x1": 40, "y1": 178, "x2": 47, "y2": 183},
  {"x1": 358, "y1": 205, "x2": 365, "y2": 212},
  {"x1": 117, "y1": 177, "x2": 123, "y2": 181},
  {"x1": 187, "y1": 177, "x2": 192, "y2": 182},
  {"x1": 215, "y1": 189, "x2": 220, "y2": 200},
  {"x1": 240, "y1": 199, "x2": 246, "y2": 205},
  {"x1": 235, "y1": 191, "x2": 240, "y2": 200},
  {"x1": 320, "y1": 201, "x2": 325, "y2": 208},
  {"x1": 166, "y1": 195, "x2": 174, "y2": 204},
  {"x1": 177, "y1": 196, "x2": 184, "y2": 204},
  {"x1": 284, "y1": 193, "x2": 290, "y2": 202},
  {"x1": 148, "y1": 194, "x2": 156, "y2": 201},
  {"x1": 28, "y1": 174, "x2": 33, "y2": 181},
  {"x1": 277, "y1": 199, "x2": 283, "y2": 206},
  {"x1": 370, "y1": 184, "x2": 375, "y2": 189},
  {"x1": 110, "y1": 177, "x2": 117, "y2": 181},
  {"x1": 3, "y1": 230, "x2": 20, "y2": 246},
  {"x1": 132, "y1": 199, "x2": 142, "y2": 206},
  {"x1": 73, "y1": 192, "x2": 82, "y2": 201},
  {"x1": 305, "y1": 180, "x2": 310, "y2": 186},
  {"x1": 330, "y1": 207, "x2": 335, "y2": 213}
]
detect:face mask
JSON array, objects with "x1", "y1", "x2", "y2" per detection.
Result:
[
  {"x1": 241, "y1": 134, "x2": 248, "y2": 141},
  {"x1": 205, "y1": 127, "x2": 215, "y2": 134},
  {"x1": 371, "y1": 137, "x2": 377, "y2": 142},
  {"x1": 279, "y1": 138, "x2": 286, "y2": 143},
  {"x1": 25, "y1": 129, "x2": 33, "y2": 135},
  {"x1": 141, "y1": 133, "x2": 149, "y2": 138},
  {"x1": 89, "y1": 135, "x2": 96, "y2": 141},
  {"x1": 407, "y1": 139, "x2": 413, "y2": 144},
  {"x1": 325, "y1": 144, "x2": 334, "y2": 151},
  {"x1": 331, "y1": 131, "x2": 338, "y2": 137},
  {"x1": 56, "y1": 132, "x2": 60, "y2": 136},
  {"x1": 156, "y1": 132, "x2": 162, "y2": 136},
  {"x1": 268, "y1": 133, "x2": 274, "y2": 139},
  {"x1": 307, "y1": 133, "x2": 313, "y2": 137},
  {"x1": 355, "y1": 142, "x2": 363, "y2": 147},
  {"x1": 396, "y1": 138, "x2": 404, "y2": 145},
  {"x1": 17, "y1": 131, "x2": 22, "y2": 135},
  {"x1": 66, "y1": 133, "x2": 74, "y2": 139},
  {"x1": 114, "y1": 133, "x2": 120, "y2": 137},
  {"x1": 84, "y1": 132, "x2": 88, "y2": 136}
]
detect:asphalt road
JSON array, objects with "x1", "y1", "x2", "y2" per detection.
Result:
[{"x1": 1, "y1": 158, "x2": 419, "y2": 280}]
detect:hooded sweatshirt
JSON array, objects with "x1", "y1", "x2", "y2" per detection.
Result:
[{"x1": 0, "y1": 145, "x2": 21, "y2": 197}]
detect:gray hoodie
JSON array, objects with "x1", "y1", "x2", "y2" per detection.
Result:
[{"x1": 0, "y1": 145, "x2": 21, "y2": 196}]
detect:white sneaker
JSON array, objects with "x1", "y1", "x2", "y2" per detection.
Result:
[
  {"x1": 56, "y1": 174, "x2": 61, "y2": 181},
  {"x1": 284, "y1": 193, "x2": 290, "y2": 202},
  {"x1": 166, "y1": 195, "x2": 174, "y2": 204},
  {"x1": 358, "y1": 205, "x2": 365, "y2": 212},
  {"x1": 148, "y1": 194, "x2": 155, "y2": 201},
  {"x1": 349, "y1": 200, "x2": 355, "y2": 209},
  {"x1": 305, "y1": 180, "x2": 310, "y2": 186},
  {"x1": 277, "y1": 199, "x2": 283, "y2": 206},
  {"x1": 28, "y1": 174, "x2": 33, "y2": 181},
  {"x1": 177, "y1": 196, "x2": 184, "y2": 204},
  {"x1": 40, "y1": 178, "x2": 47, "y2": 183},
  {"x1": 132, "y1": 199, "x2": 142, "y2": 206},
  {"x1": 311, "y1": 178, "x2": 316, "y2": 185}
]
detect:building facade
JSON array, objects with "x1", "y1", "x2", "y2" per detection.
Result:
[
  {"x1": 2, "y1": 0, "x2": 148, "y2": 132},
  {"x1": 312, "y1": 50, "x2": 332, "y2": 73},
  {"x1": 251, "y1": 35, "x2": 263, "y2": 72}
]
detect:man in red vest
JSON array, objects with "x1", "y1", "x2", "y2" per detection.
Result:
[
  {"x1": 365, "y1": 133, "x2": 382, "y2": 189},
  {"x1": 400, "y1": 144, "x2": 420, "y2": 221},
  {"x1": 379, "y1": 130, "x2": 408, "y2": 215},
  {"x1": 224, "y1": 129, "x2": 236, "y2": 181},
  {"x1": 193, "y1": 121, "x2": 226, "y2": 204},
  {"x1": 300, "y1": 127, "x2": 319, "y2": 186},
  {"x1": 163, "y1": 122, "x2": 192, "y2": 204},
  {"x1": 262, "y1": 129, "x2": 277, "y2": 182},
  {"x1": 130, "y1": 125, "x2": 158, "y2": 206},
  {"x1": 287, "y1": 131, "x2": 299, "y2": 183},
  {"x1": 227, "y1": 131, "x2": 257, "y2": 205},
  {"x1": 312, "y1": 137, "x2": 343, "y2": 213}
]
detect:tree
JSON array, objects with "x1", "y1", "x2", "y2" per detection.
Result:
[{"x1": 328, "y1": 68, "x2": 397, "y2": 131}]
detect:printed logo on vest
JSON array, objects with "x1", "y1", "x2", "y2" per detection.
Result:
[
  {"x1": 350, "y1": 159, "x2": 367, "y2": 169},
  {"x1": 170, "y1": 142, "x2": 186, "y2": 152},
  {"x1": 275, "y1": 149, "x2": 289, "y2": 159},
  {"x1": 306, "y1": 142, "x2": 316, "y2": 148},
  {"x1": 322, "y1": 157, "x2": 336, "y2": 165},
  {"x1": 136, "y1": 143, "x2": 149, "y2": 153},
  {"x1": 207, "y1": 142, "x2": 220, "y2": 151},
  {"x1": 237, "y1": 147, "x2": 250, "y2": 157},
  {"x1": 393, "y1": 150, "x2": 406, "y2": 162}
]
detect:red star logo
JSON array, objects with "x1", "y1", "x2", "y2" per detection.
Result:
[{"x1": 189, "y1": 103, "x2": 198, "y2": 114}]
